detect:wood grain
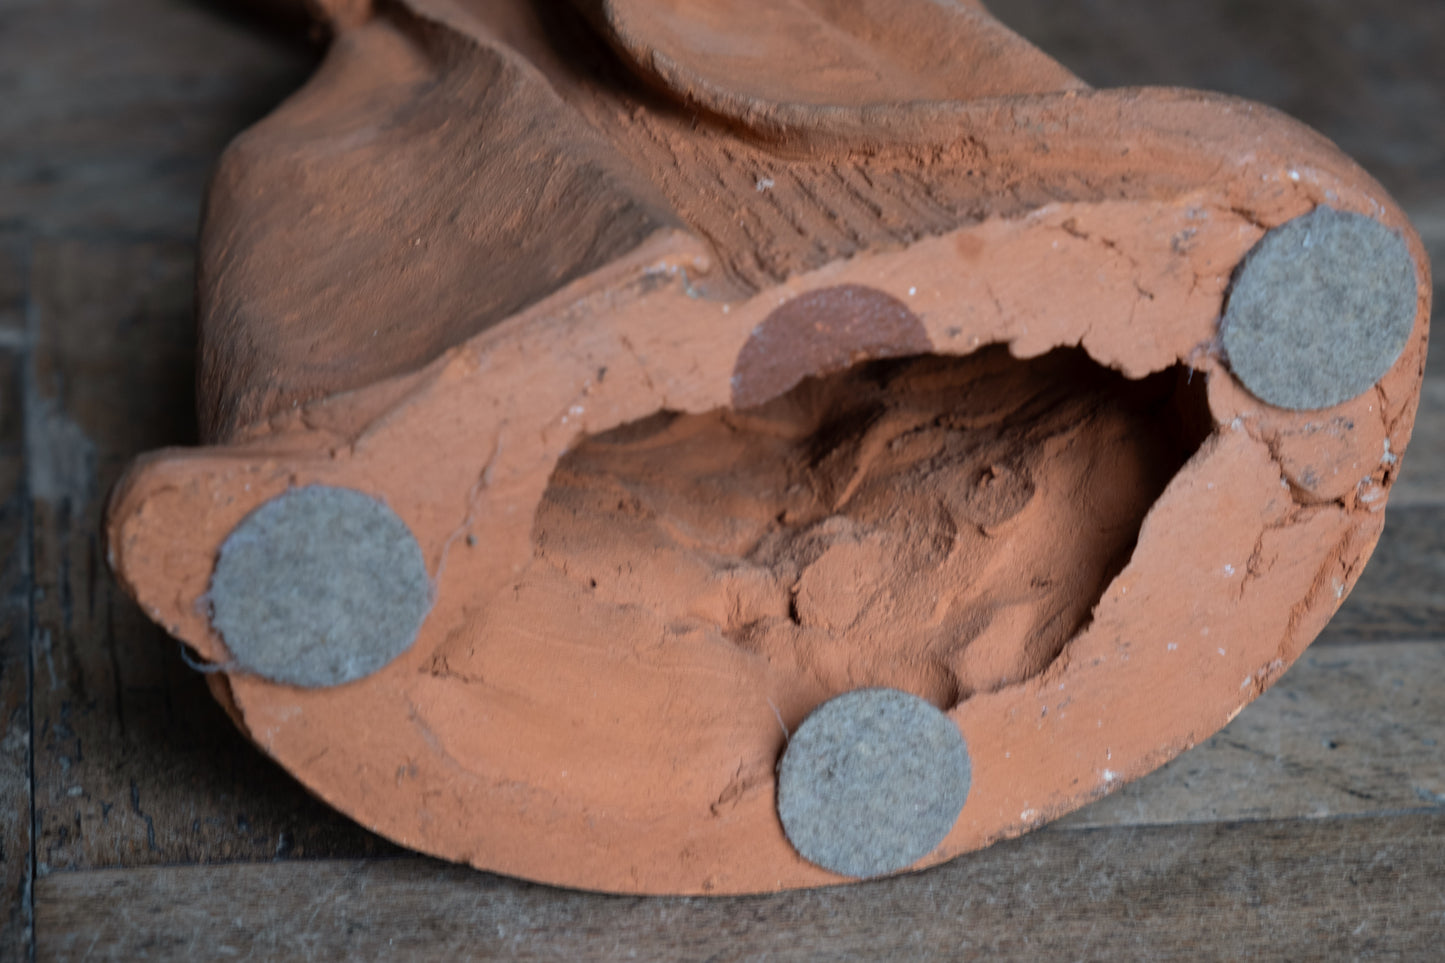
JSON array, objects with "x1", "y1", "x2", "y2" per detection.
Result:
[
  {"x1": 987, "y1": 0, "x2": 1445, "y2": 215},
  {"x1": 24, "y1": 639, "x2": 1445, "y2": 959},
  {"x1": 1389, "y1": 372, "x2": 1445, "y2": 507},
  {"x1": 26, "y1": 239, "x2": 397, "y2": 877},
  {"x1": 0, "y1": 234, "x2": 26, "y2": 341},
  {"x1": 0, "y1": 0, "x2": 317, "y2": 240},
  {"x1": 0, "y1": 340, "x2": 33, "y2": 960},
  {"x1": 34, "y1": 809, "x2": 1445, "y2": 962},
  {"x1": 1316, "y1": 507, "x2": 1445, "y2": 644},
  {"x1": 1388, "y1": 244, "x2": 1444, "y2": 507},
  {"x1": 1063, "y1": 641, "x2": 1445, "y2": 827}
]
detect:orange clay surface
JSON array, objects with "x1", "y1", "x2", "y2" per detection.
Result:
[{"x1": 106, "y1": 0, "x2": 1431, "y2": 893}]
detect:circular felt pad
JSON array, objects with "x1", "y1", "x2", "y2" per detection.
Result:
[
  {"x1": 1222, "y1": 206, "x2": 1418, "y2": 410},
  {"x1": 209, "y1": 485, "x2": 431, "y2": 687},
  {"x1": 777, "y1": 688, "x2": 971, "y2": 878}
]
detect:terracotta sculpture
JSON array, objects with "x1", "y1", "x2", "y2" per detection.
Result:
[{"x1": 106, "y1": 0, "x2": 1431, "y2": 893}]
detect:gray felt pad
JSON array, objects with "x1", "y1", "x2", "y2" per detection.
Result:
[
  {"x1": 209, "y1": 485, "x2": 431, "y2": 687},
  {"x1": 1222, "y1": 206, "x2": 1418, "y2": 410},
  {"x1": 777, "y1": 688, "x2": 971, "y2": 878}
]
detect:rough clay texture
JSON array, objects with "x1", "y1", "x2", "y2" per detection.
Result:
[
  {"x1": 533, "y1": 348, "x2": 1203, "y2": 709},
  {"x1": 1223, "y1": 207, "x2": 1419, "y2": 410},
  {"x1": 209, "y1": 485, "x2": 432, "y2": 687},
  {"x1": 105, "y1": 0, "x2": 1432, "y2": 894},
  {"x1": 777, "y1": 688, "x2": 972, "y2": 878}
]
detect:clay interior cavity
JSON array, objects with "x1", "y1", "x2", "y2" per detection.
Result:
[{"x1": 525, "y1": 346, "x2": 1211, "y2": 710}]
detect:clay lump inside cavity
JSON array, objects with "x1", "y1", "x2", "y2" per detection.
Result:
[
  {"x1": 1222, "y1": 206, "x2": 1417, "y2": 411},
  {"x1": 777, "y1": 687, "x2": 971, "y2": 877},
  {"x1": 209, "y1": 485, "x2": 432, "y2": 687},
  {"x1": 525, "y1": 348, "x2": 1208, "y2": 709}
]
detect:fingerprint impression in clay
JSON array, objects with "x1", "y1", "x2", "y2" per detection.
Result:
[{"x1": 519, "y1": 347, "x2": 1210, "y2": 708}]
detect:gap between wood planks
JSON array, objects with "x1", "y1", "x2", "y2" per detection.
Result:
[
  {"x1": 32, "y1": 808, "x2": 1445, "y2": 962},
  {"x1": 21, "y1": 637, "x2": 1445, "y2": 962}
]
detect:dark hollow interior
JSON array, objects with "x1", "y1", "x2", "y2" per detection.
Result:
[{"x1": 532, "y1": 346, "x2": 1212, "y2": 707}]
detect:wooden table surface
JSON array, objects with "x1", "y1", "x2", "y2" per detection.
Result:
[{"x1": 2, "y1": 0, "x2": 1442, "y2": 959}]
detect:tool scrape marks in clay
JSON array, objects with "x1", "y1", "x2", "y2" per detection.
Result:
[
  {"x1": 777, "y1": 688, "x2": 971, "y2": 878},
  {"x1": 209, "y1": 485, "x2": 432, "y2": 687},
  {"x1": 1222, "y1": 206, "x2": 1418, "y2": 411}
]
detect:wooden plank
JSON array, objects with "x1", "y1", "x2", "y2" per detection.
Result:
[
  {"x1": 986, "y1": 0, "x2": 1445, "y2": 213},
  {"x1": 1388, "y1": 246, "x2": 1445, "y2": 507},
  {"x1": 27, "y1": 239, "x2": 396, "y2": 877},
  {"x1": 0, "y1": 0, "x2": 316, "y2": 239},
  {"x1": 33, "y1": 810, "x2": 1445, "y2": 962},
  {"x1": 1063, "y1": 640, "x2": 1445, "y2": 828},
  {"x1": 1389, "y1": 375, "x2": 1445, "y2": 507},
  {"x1": 6, "y1": 0, "x2": 373, "y2": 881},
  {"x1": 1389, "y1": 211, "x2": 1444, "y2": 506},
  {"x1": 1316, "y1": 506, "x2": 1445, "y2": 644},
  {"x1": 0, "y1": 233, "x2": 26, "y2": 340},
  {"x1": 0, "y1": 342, "x2": 34, "y2": 961}
]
